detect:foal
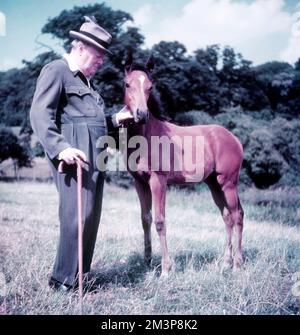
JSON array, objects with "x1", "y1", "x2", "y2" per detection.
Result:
[{"x1": 123, "y1": 56, "x2": 244, "y2": 276}]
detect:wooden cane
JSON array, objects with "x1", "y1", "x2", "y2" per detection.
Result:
[{"x1": 58, "y1": 159, "x2": 84, "y2": 315}]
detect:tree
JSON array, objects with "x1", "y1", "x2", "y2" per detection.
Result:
[
  {"x1": 0, "y1": 125, "x2": 31, "y2": 167},
  {"x1": 193, "y1": 45, "x2": 222, "y2": 113},
  {"x1": 149, "y1": 41, "x2": 191, "y2": 116},
  {"x1": 254, "y1": 61, "x2": 294, "y2": 112},
  {"x1": 42, "y1": 3, "x2": 133, "y2": 51},
  {"x1": 218, "y1": 47, "x2": 268, "y2": 111},
  {"x1": 41, "y1": 4, "x2": 144, "y2": 108},
  {"x1": 287, "y1": 58, "x2": 300, "y2": 117},
  {"x1": 0, "y1": 52, "x2": 58, "y2": 128}
]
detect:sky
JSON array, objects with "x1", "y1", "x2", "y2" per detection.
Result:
[{"x1": 0, "y1": 0, "x2": 300, "y2": 71}]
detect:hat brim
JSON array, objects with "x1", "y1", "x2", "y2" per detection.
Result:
[{"x1": 69, "y1": 31, "x2": 112, "y2": 55}]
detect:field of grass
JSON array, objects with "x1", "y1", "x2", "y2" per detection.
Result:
[{"x1": 0, "y1": 181, "x2": 299, "y2": 315}]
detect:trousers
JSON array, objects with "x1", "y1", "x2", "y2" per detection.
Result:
[{"x1": 47, "y1": 120, "x2": 107, "y2": 286}]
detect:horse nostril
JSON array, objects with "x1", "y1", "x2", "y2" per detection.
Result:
[{"x1": 136, "y1": 109, "x2": 148, "y2": 118}]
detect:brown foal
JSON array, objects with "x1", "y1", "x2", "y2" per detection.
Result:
[{"x1": 122, "y1": 56, "x2": 244, "y2": 276}]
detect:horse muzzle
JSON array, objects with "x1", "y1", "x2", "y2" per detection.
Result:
[{"x1": 134, "y1": 109, "x2": 149, "y2": 124}]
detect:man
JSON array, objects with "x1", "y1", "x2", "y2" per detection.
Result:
[{"x1": 30, "y1": 16, "x2": 133, "y2": 292}]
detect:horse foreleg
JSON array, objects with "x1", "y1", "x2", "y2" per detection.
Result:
[
  {"x1": 134, "y1": 179, "x2": 152, "y2": 266},
  {"x1": 149, "y1": 174, "x2": 170, "y2": 276}
]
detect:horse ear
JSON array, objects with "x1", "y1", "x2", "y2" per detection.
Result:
[
  {"x1": 146, "y1": 54, "x2": 155, "y2": 72},
  {"x1": 124, "y1": 51, "x2": 133, "y2": 74}
]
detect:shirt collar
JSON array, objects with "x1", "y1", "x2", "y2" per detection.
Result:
[{"x1": 63, "y1": 53, "x2": 91, "y2": 87}]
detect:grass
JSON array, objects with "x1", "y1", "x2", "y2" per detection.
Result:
[{"x1": 0, "y1": 181, "x2": 300, "y2": 315}]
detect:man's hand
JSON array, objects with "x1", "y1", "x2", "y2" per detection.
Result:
[
  {"x1": 58, "y1": 147, "x2": 88, "y2": 165},
  {"x1": 116, "y1": 107, "x2": 134, "y2": 125}
]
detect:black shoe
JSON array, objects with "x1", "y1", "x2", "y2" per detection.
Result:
[{"x1": 48, "y1": 277, "x2": 73, "y2": 293}]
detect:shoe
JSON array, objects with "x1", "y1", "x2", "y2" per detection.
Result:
[{"x1": 48, "y1": 277, "x2": 73, "y2": 293}]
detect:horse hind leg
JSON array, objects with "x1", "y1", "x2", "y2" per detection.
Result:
[
  {"x1": 206, "y1": 175, "x2": 244, "y2": 270},
  {"x1": 134, "y1": 179, "x2": 153, "y2": 266},
  {"x1": 220, "y1": 179, "x2": 244, "y2": 269}
]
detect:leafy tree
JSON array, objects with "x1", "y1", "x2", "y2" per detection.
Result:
[
  {"x1": 254, "y1": 61, "x2": 294, "y2": 111},
  {"x1": 42, "y1": 3, "x2": 133, "y2": 50},
  {"x1": 193, "y1": 45, "x2": 222, "y2": 113},
  {"x1": 0, "y1": 125, "x2": 31, "y2": 167},
  {"x1": 0, "y1": 52, "x2": 58, "y2": 128},
  {"x1": 42, "y1": 4, "x2": 144, "y2": 107},
  {"x1": 218, "y1": 47, "x2": 268, "y2": 111},
  {"x1": 149, "y1": 41, "x2": 190, "y2": 116},
  {"x1": 287, "y1": 58, "x2": 300, "y2": 117}
]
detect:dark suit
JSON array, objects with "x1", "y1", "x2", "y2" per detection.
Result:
[{"x1": 30, "y1": 58, "x2": 117, "y2": 286}]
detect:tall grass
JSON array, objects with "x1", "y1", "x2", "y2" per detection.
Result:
[{"x1": 0, "y1": 181, "x2": 299, "y2": 315}]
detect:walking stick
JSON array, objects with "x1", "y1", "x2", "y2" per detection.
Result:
[{"x1": 58, "y1": 158, "x2": 84, "y2": 315}]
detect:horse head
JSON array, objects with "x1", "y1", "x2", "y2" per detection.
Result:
[{"x1": 124, "y1": 53, "x2": 155, "y2": 123}]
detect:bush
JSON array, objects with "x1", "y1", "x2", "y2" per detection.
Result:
[
  {"x1": 213, "y1": 109, "x2": 258, "y2": 147},
  {"x1": 0, "y1": 125, "x2": 31, "y2": 167},
  {"x1": 174, "y1": 110, "x2": 214, "y2": 125},
  {"x1": 32, "y1": 142, "x2": 45, "y2": 158},
  {"x1": 244, "y1": 128, "x2": 287, "y2": 188},
  {"x1": 271, "y1": 117, "x2": 300, "y2": 186}
]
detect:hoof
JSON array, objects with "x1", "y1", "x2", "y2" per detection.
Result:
[
  {"x1": 160, "y1": 259, "x2": 172, "y2": 278},
  {"x1": 160, "y1": 271, "x2": 169, "y2": 279},
  {"x1": 233, "y1": 257, "x2": 243, "y2": 269},
  {"x1": 220, "y1": 258, "x2": 233, "y2": 274}
]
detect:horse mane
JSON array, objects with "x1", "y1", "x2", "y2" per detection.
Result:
[{"x1": 128, "y1": 63, "x2": 169, "y2": 121}]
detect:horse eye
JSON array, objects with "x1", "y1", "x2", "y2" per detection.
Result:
[{"x1": 125, "y1": 83, "x2": 130, "y2": 88}]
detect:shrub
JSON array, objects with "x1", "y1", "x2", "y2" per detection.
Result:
[
  {"x1": 174, "y1": 110, "x2": 214, "y2": 126},
  {"x1": 0, "y1": 125, "x2": 31, "y2": 167},
  {"x1": 244, "y1": 127, "x2": 287, "y2": 188}
]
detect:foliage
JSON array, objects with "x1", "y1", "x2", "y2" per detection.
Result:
[
  {"x1": 0, "y1": 125, "x2": 31, "y2": 167},
  {"x1": 0, "y1": 2, "x2": 299, "y2": 188},
  {"x1": 42, "y1": 3, "x2": 144, "y2": 107},
  {"x1": 254, "y1": 61, "x2": 295, "y2": 112},
  {"x1": 32, "y1": 142, "x2": 45, "y2": 158},
  {"x1": 244, "y1": 128, "x2": 286, "y2": 188},
  {"x1": 0, "y1": 52, "x2": 58, "y2": 128}
]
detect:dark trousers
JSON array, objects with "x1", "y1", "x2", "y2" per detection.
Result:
[{"x1": 48, "y1": 157, "x2": 105, "y2": 286}]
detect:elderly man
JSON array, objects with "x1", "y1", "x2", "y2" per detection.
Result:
[{"x1": 30, "y1": 16, "x2": 132, "y2": 292}]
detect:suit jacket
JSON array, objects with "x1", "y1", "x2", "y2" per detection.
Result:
[{"x1": 30, "y1": 58, "x2": 117, "y2": 160}]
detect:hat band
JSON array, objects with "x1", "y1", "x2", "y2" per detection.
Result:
[{"x1": 79, "y1": 30, "x2": 110, "y2": 49}]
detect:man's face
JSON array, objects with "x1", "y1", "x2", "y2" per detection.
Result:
[{"x1": 79, "y1": 43, "x2": 104, "y2": 77}]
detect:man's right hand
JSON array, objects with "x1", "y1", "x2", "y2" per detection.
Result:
[{"x1": 58, "y1": 147, "x2": 88, "y2": 165}]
